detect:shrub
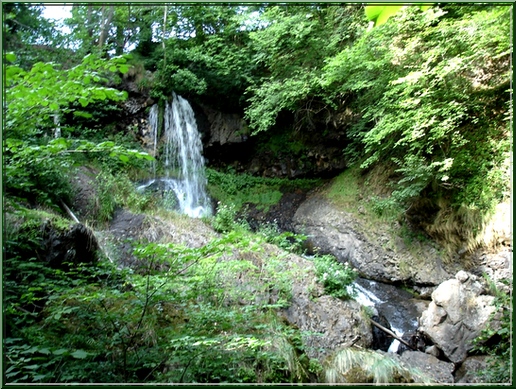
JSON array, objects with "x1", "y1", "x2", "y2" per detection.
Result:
[{"x1": 311, "y1": 255, "x2": 358, "y2": 299}]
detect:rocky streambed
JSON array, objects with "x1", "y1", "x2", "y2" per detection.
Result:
[{"x1": 67, "y1": 168, "x2": 511, "y2": 383}]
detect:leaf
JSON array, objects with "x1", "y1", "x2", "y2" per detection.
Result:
[
  {"x1": 52, "y1": 348, "x2": 68, "y2": 355},
  {"x1": 78, "y1": 97, "x2": 89, "y2": 107},
  {"x1": 71, "y1": 349, "x2": 90, "y2": 359},
  {"x1": 109, "y1": 65, "x2": 117, "y2": 72},
  {"x1": 49, "y1": 102, "x2": 59, "y2": 111},
  {"x1": 364, "y1": 5, "x2": 385, "y2": 21},
  {"x1": 73, "y1": 111, "x2": 93, "y2": 119},
  {"x1": 119, "y1": 64, "x2": 129, "y2": 74},
  {"x1": 376, "y1": 5, "x2": 403, "y2": 26},
  {"x1": 6, "y1": 52, "x2": 16, "y2": 62},
  {"x1": 118, "y1": 154, "x2": 130, "y2": 163}
]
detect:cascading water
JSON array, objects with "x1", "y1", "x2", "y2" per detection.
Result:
[
  {"x1": 148, "y1": 104, "x2": 159, "y2": 175},
  {"x1": 350, "y1": 278, "x2": 421, "y2": 353},
  {"x1": 138, "y1": 94, "x2": 212, "y2": 218}
]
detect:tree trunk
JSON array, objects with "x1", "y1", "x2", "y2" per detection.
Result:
[
  {"x1": 98, "y1": 5, "x2": 115, "y2": 50},
  {"x1": 162, "y1": 5, "x2": 167, "y2": 67}
]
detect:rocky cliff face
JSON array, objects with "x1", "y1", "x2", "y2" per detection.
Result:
[{"x1": 292, "y1": 195, "x2": 452, "y2": 287}]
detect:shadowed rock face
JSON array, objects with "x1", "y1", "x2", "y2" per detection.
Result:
[
  {"x1": 43, "y1": 222, "x2": 99, "y2": 270},
  {"x1": 418, "y1": 271, "x2": 496, "y2": 364},
  {"x1": 292, "y1": 195, "x2": 451, "y2": 286}
]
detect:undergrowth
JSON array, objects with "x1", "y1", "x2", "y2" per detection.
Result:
[
  {"x1": 206, "y1": 167, "x2": 320, "y2": 212},
  {"x1": 3, "y1": 199, "x2": 318, "y2": 383}
]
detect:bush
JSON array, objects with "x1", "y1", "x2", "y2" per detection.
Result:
[
  {"x1": 311, "y1": 255, "x2": 358, "y2": 299},
  {"x1": 257, "y1": 221, "x2": 307, "y2": 254}
]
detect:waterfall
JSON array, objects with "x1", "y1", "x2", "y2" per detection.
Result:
[
  {"x1": 148, "y1": 104, "x2": 159, "y2": 176},
  {"x1": 140, "y1": 94, "x2": 212, "y2": 218}
]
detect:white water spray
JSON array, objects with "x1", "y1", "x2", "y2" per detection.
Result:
[{"x1": 148, "y1": 104, "x2": 159, "y2": 175}]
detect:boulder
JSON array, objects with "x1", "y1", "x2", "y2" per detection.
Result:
[
  {"x1": 418, "y1": 271, "x2": 496, "y2": 364},
  {"x1": 454, "y1": 355, "x2": 488, "y2": 383},
  {"x1": 280, "y1": 276, "x2": 373, "y2": 361},
  {"x1": 292, "y1": 195, "x2": 450, "y2": 285},
  {"x1": 398, "y1": 350, "x2": 454, "y2": 383}
]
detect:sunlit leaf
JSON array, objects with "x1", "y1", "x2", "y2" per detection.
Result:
[{"x1": 6, "y1": 52, "x2": 16, "y2": 62}]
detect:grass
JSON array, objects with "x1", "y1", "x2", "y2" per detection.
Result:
[{"x1": 323, "y1": 348, "x2": 432, "y2": 384}]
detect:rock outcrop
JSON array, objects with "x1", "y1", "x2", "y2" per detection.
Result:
[
  {"x1": 197, "y1": 104, "x2": 249, "y2": 146},
  {"x1": 281, "y1": 265, "x2": 373, "y2": 360},
  {"x1": 292, "y1": 195, "x2": 450, "y2": 286},
  {"x1": 418, "y1": 271, "x2": 496, "y2": 364}
]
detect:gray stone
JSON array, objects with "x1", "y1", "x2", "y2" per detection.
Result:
[
  {"x1": 419, "y1": 272, "x2": 496, "y2": 364},
  {"x1": 399, "y1": 350, "x2": 454, "y2": 383},
  {"x1": 292, "y1": 195, "x2": 450, "y2": 286},
  {"x1": 200, "y1": 104, "x2": 248, "y2": 146},
  {"x1": 456, "y1": 270, "x2": 470, "y2": 283},
  {"x1": 454, "y1": 355, "x2": 489, "y2": 383},
  {"x1": 425, "y1": 345, "x2": 440, "y2": 357},
  {"x1": 280, "y1": 273, "x2": 373, "y2": 361}
]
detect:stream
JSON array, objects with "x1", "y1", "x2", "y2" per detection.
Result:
[{"x1": 352, "y1": 278, "x2": 426, "y2": 353}]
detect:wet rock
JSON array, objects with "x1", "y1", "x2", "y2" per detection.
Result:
[
  {"x1": 418, "y1": 271, "x2": 496, "y2": 364},
  {"x1": 454, "y1": 355, "x2": 488, "y2": 383},
  {"x1": 371, "y1": 313, "x2": 393, "y2": 351},
  {"x1": 292, "y1": 195, "x2": 450, "y2": 286},
  {"x1": 398, "y1": 350, "x2": 454, "y2": 383}
]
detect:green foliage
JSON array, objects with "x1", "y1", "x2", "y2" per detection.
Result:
[
  {"x1": 323, "y1": 6, "x2": 510, "y2": 213},
  {"x1": 256, "y1": 222, "x2": 307, "y2": 254},
  {"x1": 311, "y1": 255, "x2": 358, "y2": 299},
  {"x1": 94, "y1": 172, "x2": 154, "y2": 224},
  {"x1": 4, "y1": 223, "x2": 315, "y2": 383},
  {"x1": 245, "y1": 5, "x2": 365, "y2": 134},
  {"x1": 5, "y1": 53, "x2": 130, "y2": 140},
  {"x1": 206, "y1": 168, "x2": 319, "y2": 212},
  {"x1": 4, "y1": 53, "x2": 153, "y2": 209},
  {"x1": 211, "y1": 203, "x2": 248, "y2": 233},
  {"x1": 471, "y1": 277, "x2": 512, "y2": 383}
]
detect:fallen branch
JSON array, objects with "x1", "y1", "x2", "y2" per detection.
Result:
[
  {"x1": 370, "y1": 319, "x2": 416, "y2": 351},
  {"x1": 60, "y1": 200, "x2": 80, "y2": 224}
]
